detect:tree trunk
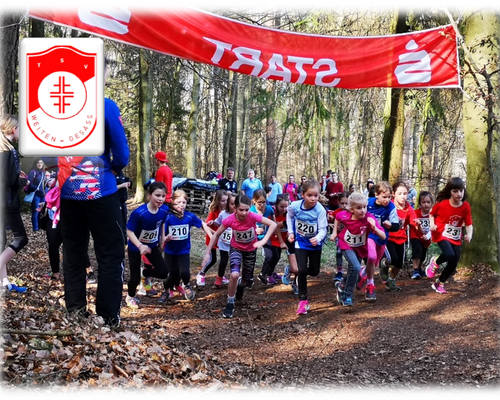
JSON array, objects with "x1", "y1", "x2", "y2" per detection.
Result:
[
  {"x1": 0, "y1": 12, "x2": 22, "y2": 115},
  {"x1": 461, "y1": 11, "x2": 500, "y2": 269},
  {"x1": 187, "y1": 66, "x2": 200, "y2": 178},
  {"x1": 133, "y1": 50, "x2": 152, "y2": 204}
]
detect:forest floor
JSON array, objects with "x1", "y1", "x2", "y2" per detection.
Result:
[{"x1": 1, "y1": 211, "x2": 499, "y2": 397}]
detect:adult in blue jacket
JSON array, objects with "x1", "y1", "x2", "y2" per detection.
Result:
[{"x1": 58, "y1": 59, "x2": 130, "y2": 328}]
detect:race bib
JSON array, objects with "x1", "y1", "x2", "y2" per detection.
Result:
[
  {"x1": 344, "y1": 229, "x2": 366, "y2": 247},
  {"x1": 139, "y1": 228, "x2": 159, "y2": 244},
  {"x1": 221, "y1": 228, "x2": 232, "y2": 245},
  {"x1": 442, "y1": 224, "x2": 462, "y2": 241},
  {"x1": 296, "y1": 220, "x2": 317, "y2": 237},
  {"x1": 234, "y1": 228, "x2": 256, "y2": 243},
  {"x1": 419, "y1": 217, "x2": 430, "y2": 234},
  {"x1": 168, "y1": 224, "x2": 189, "y2": 241}
]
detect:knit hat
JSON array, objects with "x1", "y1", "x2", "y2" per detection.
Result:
[{"x1": 155, "y1": 151, "x2": 168, "y2": 163}]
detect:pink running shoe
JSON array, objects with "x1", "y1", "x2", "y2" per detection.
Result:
[
  {"x1": 296, "y1": 300, "x2": 310, "y2": 315},
  {"x1": 431, "y1": 281, "x2": 447, "y2": 294},
  {"x1": 175, "y1": 285, "x2": 186, "y2": 296},
  {"x1": 215, "y1": 276, "x2": 230, "y2": 287},
  {"x1": 356, "y1": 273, "x2": 367, "y2": 291},
  {"x1": 221, "y1": 276, "x2": 229, "y2": 285},
  {"x1": 425, "y1": 256, "x2": 439, "y2": 279}
]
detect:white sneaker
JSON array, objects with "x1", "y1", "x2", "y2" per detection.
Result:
[{"x1": 196, "y1": 273, "x2": 205, "y2": 286}]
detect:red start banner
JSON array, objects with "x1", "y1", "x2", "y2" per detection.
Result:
[{"x1": 28, "y1": 6, "x2": 460, "y2": 89}]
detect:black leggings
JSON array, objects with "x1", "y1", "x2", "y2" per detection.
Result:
[
  {"x1": 163, "y1": 252, "x2": 191, "y2": 290},
  {"x1": 295, "y1": 248, "x2": 322, "y2": 301},
  {"x1": 386, "y1": 240, "x2": 405, "y2": 269},
  {"x1": 218, "y1": 250, "x2": 229, "y2": 278},
  {"x1": 128, "y1": 247, "x2": 169, "y2": 297},
  {"x1": 261, "y1": 242, "x2": 281, "y2": 276},
  {"x1": 200, "y1": 248, "x2": 217, "y2": 274},
  {"x1": 410, "y1": 238, "x2": 428, "y2": 269},
  {"x1": 0, "y1": 209, "x2": 28, "y2": 254},
  {"x1": 436, "y1": 240, "x2": 462, "y2": 283}
]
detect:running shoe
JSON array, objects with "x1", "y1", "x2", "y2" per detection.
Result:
[
  {"x1": 214, "y1": 276, "x2": 224, "y2": 287},
  {"x1": 418, "y1": 268, "x2": 426, "y2": 278},
  {"x1": 385, "y1": 278, "x2": 402, "y2": 292},
  {"x1": 343, "y1": 297, "x2": 353, "y2": 307},
  {"x1": 125, "y1": 295, "x2": 139, "y2": 309},
  {"x1": 258, "y1": 273, "x2": 269, "y2": 285},
  {"x1": 272, "y1": 272, "x2": 282, "y2": 281},
  {"x1": 183, "y1": 284, "x2": 196, "y2": 301},
  {"x1": 333, "y1": 271, "x2": 343, "y2": 282},
  {"x1": 282, "y1": 265, "x2": 291, "y2": 285},
  {"x1": 235, "y1": 280, "x2": 245, "y2": 301},
  {"x1": 291, "y1": 282, "x2": 299, "y2": 295},
  {"x1": 86, "y1": 271, "x2": 96, "y2": 284},
  {"x1": 379, "y1": 260, "x2": 389, "y2": 283},
  {"x1": 246, "y1": 278, "x2": 254, "y2": 289},
  {"x1": 356, "y1": 273, "x2": 367, "y2": 291},
  {"x1": 158, "y1": 291, "x2": 173, "y2": 303},
  {"x1": 175, "y1": 285, "x2": 186, "y2": 296},
  {"x1": 222, "y1": 302, "x2": 235, "y2": 318},
  {"x1": 365, "y1": 283, "x2": 377, "y2": 302},
  {"x1": 196, "y1": 273, "x2": 206, "y2": 287},
  {"x1": 335, "y1": 281, "x2": 344, "y2": 306},
  {"x1": 296, "y1": 300, "x2": 310, "y2": 315},
  {"x1": 267, "y1": 275, "x2": 277, "y2": 285},
  {"x1": 221, "y1": 276, "x2": 229, "y2": 284},
  {"x1": 426, "y1": 256, "x2": 439, "y2": 279},
  {"x1": 3, "y1": 283, "x2": 27, "y2": 293},
  {"x1": 431, "y1": 281, "x2": 447, "y2": 294},
  {"x1": 411, "y1": 270, "x2": 421, "y2": 280}
]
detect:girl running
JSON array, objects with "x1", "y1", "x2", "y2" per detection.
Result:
[
  {"x1": 202, "y1": 194, "x2": 276, "y2": 318},
  {"x1": 269, "y1": 194, "x2": 298, "y2": 291},
  {"x1": 385, "y1": 181, "x2": 419, "y2": 291},
  {"x1": 212, "y1": 192, "x2": 237, "y2": 287},
  {"x1": 330, "y1": 193, "x2": 385, "y2": 307},
  {"x1": 358, "y1": 181, "x2": 399, "y2": 301},
  {"x1": 196, "y1": 189, "x2": 228, "y2": 287},
  {"x1": 286, "y1": 180, "x2": 328, "y2": 315},
  {"x1": 126, "y1": 181, "x2": 170, "y2": 309},
  {"x1": 410, "y1": 191, "x2": 433, "y2": 280},
  {"x1": 161, "y1": 189, "x2": 213, "y2": 302},
  {"x1": 426, "y1": 178, "x2": 473, "y2": 294},
  {"x1": 251, "y1": 189, "x2": 277, "y2": 285},
  {"x1": 329, "y1": 192, "x2": 350, "y2": 282}
]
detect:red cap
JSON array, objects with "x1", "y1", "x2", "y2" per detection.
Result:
[{"x1": 155, "y1": 151, "x2": 168, "y2": 162}]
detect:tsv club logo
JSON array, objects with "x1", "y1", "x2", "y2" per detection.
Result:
[{"x1": 20, "y1": 38, "x2": 104, "y2": 156}]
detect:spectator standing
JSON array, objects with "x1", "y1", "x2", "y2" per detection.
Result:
[
  {"x1": 363, "y1": 179, "x2": 375, "y2": 197},
  {"x1": 298, "y1": 176, "x2": 307, "y2": 199},
  {"x1": 154, "y1": 151, "x2": 173, "y2": 204},
  {"x1": 0, "y1": 114, "x2": 28, "y2": 292},
  {"x1": 58, "y1": 58, "x2": 130, "y2": 327},
  {"x1": 218, "y1": 167, "x2": 238, "y2": 193},
  {"x1": 267, "y1": 174, "x2": 282, "y2": 205},
  {"x1": 27, "y1": 158, "x2": 47, "y2": 232},
  {"x1": 407, "y1": 180, "x2": 417, "y2": 208},
  {"x1": 325, "y1": 171, "x2": 344, "y2": 210},
  {"x1": 241, "y1": 169, "x2": 263, "y2": 199},
  {"x1": 283, "y1": 174, "x2": 299, "y2": 202}
]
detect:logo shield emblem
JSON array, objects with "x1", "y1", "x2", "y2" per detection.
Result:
[
  {"x1": 19, "y1": 38, "x2": 104, "y2": 156},
  {"x1": 26, "y1": 46, "x2": 97, "y2": 148}
]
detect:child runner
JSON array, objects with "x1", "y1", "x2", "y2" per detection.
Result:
[
  {"x1": 385, "y1": 181, "x2": 419, "y2": 291},
  {"x1": 268, "y1": 194, "x2": 298, "y2": 290},
  {"x1": 329, "y1": 192, "x2": 350, "y2": 282},
  {"x1": 125, "y1": 181, "x2": 170, "y2": 309},
  {"x1": 196, "y1": 189, "x2": 228, "y2": 287},
  {"x1": 410, "y1": 191, "x2": 433, "y2": 279},
  {"x1": 212, "y1": 192, "x2": 237, "y2": 288},
  {"x1": 250, "y1": 189, "x2": 277, "y2": 285},
  {"x1": 331, "y1": 193, "x2": 385, "y2": 307},
  {"x1": 358, "y1": 181, "x2": 399, "y2": 301},
  {"x1": 426, "y1": 177, "x2": 473, "y2": 294},
  {"x1": 202, "y1": 194, "x2": 276, "y2": 318},
  {"x1": 160, "y1": 189, "x2": 213, "y2": 302},
  {"x1": 286, "y1": 180, "x2": 328, "y2": 315}
]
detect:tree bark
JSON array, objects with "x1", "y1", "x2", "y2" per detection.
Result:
[
  {"x1": 461, "y1": 11, "x2": 500, "y2": 268},
  {"x1": 0, "y1": 12, "x2": 22, "y2": 115},
  {"x1": 187, "y1": 66, "x2": 200, "y2": 178}
]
